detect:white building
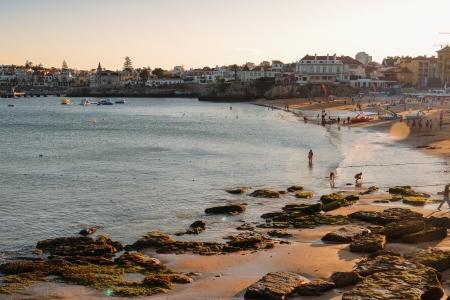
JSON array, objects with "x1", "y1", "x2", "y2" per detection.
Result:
[
  {"x1": 240, "y1": 65, "x2": 276, "y2": 82},
  {"x1": 271, "y1": 60, "x2": 284, "y2": 72},
  {"x1": 295, "y1": 54, "x2": 351, "y2": 84},
  {"x1": 355, "y1": 52, "x2": 372, "y2": 65}
]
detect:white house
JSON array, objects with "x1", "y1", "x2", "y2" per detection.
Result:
[
  {"x1": 295, "y1": 54, "x2": 351, "y2": 84},
  {"x1": 271, "y1": 60, "x2": 284, "y2": 72},
  {"x1": 240, "y1": 65, "x2": 276, "y2": 82}
]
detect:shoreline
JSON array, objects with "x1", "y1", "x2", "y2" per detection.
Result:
[{"x1": 252, "y1": 97, "x2": 450, "y2": 163}]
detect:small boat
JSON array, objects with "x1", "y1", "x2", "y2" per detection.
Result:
[
  {"x1": 8, "y1": 104, "x2": 15, "y2": 107},
  {"x1": 97, "y1": 99, "x2": 114, "y2": 106},
  {"x1": 80, "y1": 98, "x2": 91, "y2": 106},
  {"x1": 61, "y1": 97, "x2": 72, "y2": 105},
  {"x1": 351, "y1": 113, "x2": 373, "y2": 123},
  {"x1": 115, "y1": 99, "x2": 126, "y2": 104}
]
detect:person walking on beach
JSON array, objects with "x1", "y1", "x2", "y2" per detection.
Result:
[
  {"x1": 354, "y1": 172, "x2": 363, "y2": 187},
  {"x1": 329, "y1": 172, "x2": 336, "y2": 188},
  {"x1": 308, "y1": 150, "x2": 314, "y2": 165},
  {"x1": 438, "y1": 184, "x2": 450, "y2": 210}
]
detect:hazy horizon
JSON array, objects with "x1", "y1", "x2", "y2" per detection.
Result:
[{"x1": 1, "y1": 0, "x2": 450, "y2": 70}]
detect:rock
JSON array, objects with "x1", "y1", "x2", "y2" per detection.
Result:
[
  {"x1": 320, "y1": 193, "x2": 345, "y2": 205},
  {"x1": 345, "y1": 195, "x2": 360, "y2": 202},
  {"x1": 295, "y1": 279, "x2": 335, "y2": 296},
  {"x1": 349, "y1": 233, "x2": 386, "y2": 253},
  {"x1": 405, "y1": 248, "x2": 450, "y2": 271},
  {"x1": 373, "y1": 199, "x2": 390, "y2": 203},
  {"x1": 354, "y1": 254, "x2": 423, "y2": 276},
  {"x1": 79, "y1": 227, "x2": 97, "y2": 236},
  {"x1": 388, "y1": 186, "x2": 430, "y2": 198},
  {"x1": 349, "y1": 208, "x2": 423, "y2": 225},
  {"x1": 261, "y1": 212, "x2": 286, "y2": 219},
  {"x1": 360, "y1": 186, "x2": 379, "y2": 195},
  {"x1": 287, "y1": 185, "x2": 304, "y2": 192},
  {"x1": 114, "y1": 251, "x2": 160, "y2": 268},
  {"x1": 380, "y1": 220, "x2": 425, "y2": 239},
  {"x1": 402, "y1": 196, "x2": 429, "y2": 206},
  {"x1": 250, "y1": 189, "x2": 280, "y2": 198},
  {"x1": 36, "y1": 236, "x2": 122, "y2": 258},
  {"x1": 322, "y1": 201, "x2": 343, "y2": 212},
  {"x1": 226, "y1": 187, "x2": 248, "y2": 194},
  {"x1": 282, "y1": 203, "x2": 322, "y2": 215},
  {"x1": 244, "y1": 272, "x2": 306, "y2": 300},
  {"x1": 278, "y1": 190, "x2": 287, "y2": 195},
  {"x1": 295, "y1": 191, "x2": 313, "y2": 198},
  {"x1": 32, "y1": 249, "x2": 43, "y2": 256},
  {"x1": 225, "y1": 232, "x2": 274, "y2": 251},
  {"x1": 128, "y1": 231, "x2": 174, "y2": 250},
  {"x1": 322, "y1": 226, "x2": 370, "y2": 244},
  {"x1": 402, "y1": 227, "x2": 447, "y2": 243},
  {"x1": 292, "y1": 214, "x2": 348, "y2": 228},
  {"x1": 330, "y1": 271, "x2": 361, "y2": 288},
  {"x1": 426, "y1": 216, "x2": 450, "y2": 228},
  {"x1": 185, "y1": 220, "x2": 206, "y2": 234},
  {"x1": 342, "y1": 267, "x2": 443, "y2": 300},
  {"x1": 236, "y1": 223, "x2": 255, "y2": 231},
  {"x1": 204, "y1": 204, "x2": 246, "y2": 215},
  {"x1": 267, "y1": 230, "x2": 292, "y2": 238}
]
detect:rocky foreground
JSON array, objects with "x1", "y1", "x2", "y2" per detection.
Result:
[{"x1": 1, "y1": 185, "x2": 450, "y2": 299}]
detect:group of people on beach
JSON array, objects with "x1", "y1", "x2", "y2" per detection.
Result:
[
  {"x1": 308, "y1": 149, "x2": 362, "y2": 188},
  {"x1": 308, "y1": 149, "x2": 450, "y2": 210}
]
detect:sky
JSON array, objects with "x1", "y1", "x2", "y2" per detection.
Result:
[{"x1": 1, "y1": 0, "x2": 450, "y2": 70}]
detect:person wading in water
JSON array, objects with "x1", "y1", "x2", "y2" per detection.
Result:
[
  {"x1": 308, "y1": 150, "x2": 314, "y2": 166},
  {"x1": 354, "y1": 172, "x2": 363, "y2": 187},
  {"x1": 438, "y1": 184, "x2": 450, "y2": 210}
]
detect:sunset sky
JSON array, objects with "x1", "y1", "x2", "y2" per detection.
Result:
[{"x1": 1, "y1": 0, "x2": 450, "y2": 70}]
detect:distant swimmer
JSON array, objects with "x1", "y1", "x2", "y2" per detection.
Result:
[
  {"x1": 91, "y1": 118, "x2": 97, "y2": 127},
  {"x1": 39, "y1": 154, "x2": 43, "y2": 158},
  {"x1": 230, "y1": 106, "x2": 232, "y2": 110},
  {"x1": 308, "y1": 149, "x2": 314, "y2": 165},
  {"x1": 329, "y1": 172, "x2": 336, "y2": 188},
  {"x1": 354, "y1": 172, "x2": 363, "y2": 187}
]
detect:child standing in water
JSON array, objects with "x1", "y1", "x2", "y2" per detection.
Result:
[{"x1": 329, "y1": 172, "x2": 336, "y2": 188}]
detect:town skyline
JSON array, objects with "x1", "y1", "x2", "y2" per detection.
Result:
[{"x1": 1, "y1": 0, "x2": 450, "y2": 70}]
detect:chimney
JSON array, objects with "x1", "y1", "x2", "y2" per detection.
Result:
[
  {"x1": 314, "y1": 54, "x2": 317, "y2": 61},
  {"x1": 327, "y1": 53, "x2": 329, "y2": 61}
]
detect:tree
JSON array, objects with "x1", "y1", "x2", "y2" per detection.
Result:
[
  {"x1": 62, "y1": 60, "x2": 68, "y2": 70},
  {"x1": 139, "y1": 68, "x2": 151, "y2": 82},
  {"x1": 123, "y1": 56, "x2": 133, "y2": 71},
  {"x1": 25, "y1": 60, "x2": 33, "y2": 68},
  {"x1": 152, "y1": 68, "x2": 166, "y2": 78}
]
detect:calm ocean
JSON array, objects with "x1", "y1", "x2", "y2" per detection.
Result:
[{"x1": 0, "y1": 97, "x2": 447, "y2": 258}]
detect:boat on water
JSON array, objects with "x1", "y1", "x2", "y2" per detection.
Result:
[
  {"x1": 61, "y1": 97, "x2": 72, "y2": 105},
  {"x1": 115, "y1": 99, "x2": 126, "y2": 104},
  {"x1": 351, "y1": 113, "x2": 373, "y2": 123},
  {"x1": 80, "y1": 98, "x2": 91, "y2": 106},
  {"x1": 8, "y1": 104, "x2": 15, "y2": 107},
  {"x1": 97, "y1": 99, "x2": 114, "y2": 106}
]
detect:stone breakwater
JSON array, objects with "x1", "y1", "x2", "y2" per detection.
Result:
[{"x1": 1, "y1": 184, "x2": 449, "y2": 298}]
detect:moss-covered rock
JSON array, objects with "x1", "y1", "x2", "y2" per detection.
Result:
[
  {"x1": 402, "y1": 227, "x2": 447, "y2": 243},
  {"x1": 322, "y1": 226, "x2": 369, "y2": 244},
  {"x1": 405, "y1": 248, "x2": 450, "y2": 271},
  {"x1": 287, "y1": 185, "x2": 304, "y2": 192},
  {"x1": 250, "y1": 189, "x2": 280, "y2": 198},
  {"x1": 380, "y1": 220, "x2": 425, "y2": 239},
  {"x1": 402, "y1": 196, "x2": 429, "y2": 206},
  {"x1": 349, "y1": 233, "x2": 386, "y2": 253},
  {"x1": 360, "y1": 186, "x2": 379, "y2": 195},
  {"x1": 349, "y1": 208, "x2": 423, "y2": 225},
  {"x1": 295, "y1": 279, "x2": 335, "y2": 296},
  {"x1": 320, "y1": 193, "x2": 345, "y2": 205},
  {"x1": 294, "y1": 191, "x2": 313, "y2": 199},
  {"x1": 204, "y1": 204, "x2": 246, "y2": 215},
  {"x1": 388, "y1": 186, "x2": 430, "y2": 198},
  {"x1": 225, "y1": 187, "x2": 248, "y2": 194},
  {"x1": 342, "y1": 267, "x2": 443, "y2": 300},
  {"x1": 322, "y1": 200, "x2": 343, "y2": 212},
  {"x1": 267, "y1": 230, "x2": 292, "y2": 238}
]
